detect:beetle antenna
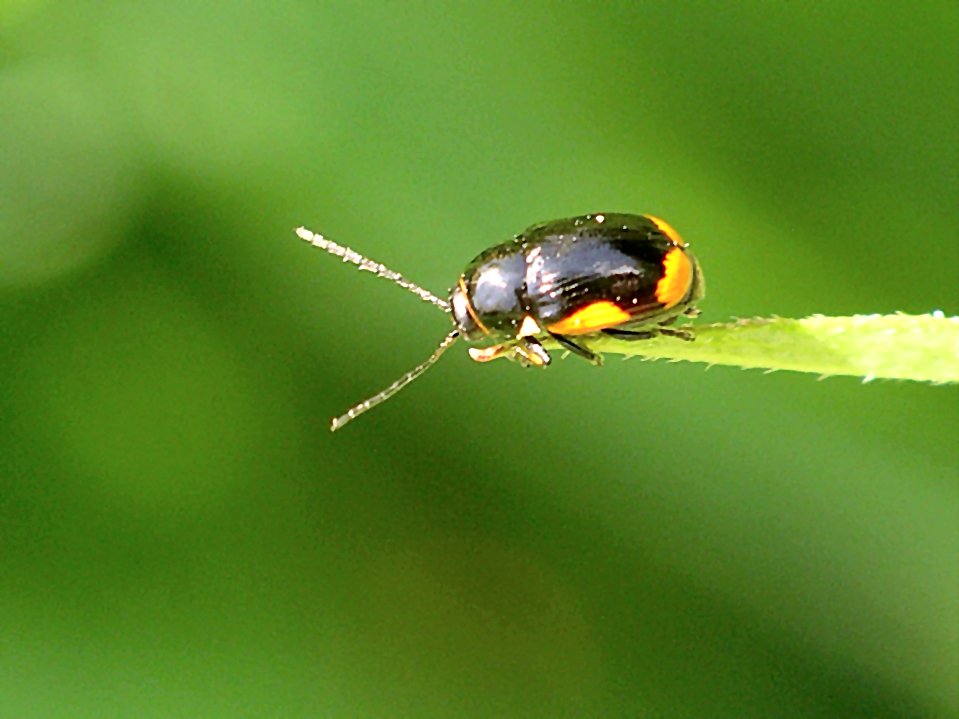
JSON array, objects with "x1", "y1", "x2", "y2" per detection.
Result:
[
  {"x1": 330, "y1": 329, "x2": 460, "y2": 431},
  {"x1": 295, "y1": 226, "x2": 450, "y2": 311}
]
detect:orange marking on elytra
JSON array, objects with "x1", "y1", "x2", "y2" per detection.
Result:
[
  {"x1": 655, "y1": 247, "x2": 693, "y2": 308},
  {"x1": 546, "y1": 301, "x2": 631, "y2": 336},
  {"x1": 646, "y1": 215, "x2": 686, "y2": 247}
]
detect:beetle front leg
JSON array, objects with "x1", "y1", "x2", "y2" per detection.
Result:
[
  {"x1": 513, "y1": 337, "x2": 552, "y2": 367},
  {"x1": 468, "y1": 338, "x2": 552, "y2": 367}
]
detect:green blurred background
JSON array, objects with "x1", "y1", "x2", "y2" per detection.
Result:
[{"x1": 1, "y1": 2, "x2": 957, "y2": 717}]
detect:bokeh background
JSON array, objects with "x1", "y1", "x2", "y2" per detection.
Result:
[{"x1": 1, "y1": 2, "x2": 957, "y2": 717}]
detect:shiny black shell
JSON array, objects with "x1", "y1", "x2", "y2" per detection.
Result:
[{"x1": 449, "y1": 213, "x2": 703, "y2": 342}]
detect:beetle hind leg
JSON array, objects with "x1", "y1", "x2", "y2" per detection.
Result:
[
  {"x1": 602, "y1": 326, "x2": 695, "y2": 342},
  {"x1": 548, "y1": 332, "x2": 603, "y2": 366},
  {"x1": 658, "y1": 327, "x2": 695, "y2": 341},
  {"x1": 601, "y1": 327, "x2": 657, "y2": 341}
]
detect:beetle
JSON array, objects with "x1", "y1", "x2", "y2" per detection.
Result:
[{"x1": 296, "y1": 212, "x2": 704, "y2": 430}]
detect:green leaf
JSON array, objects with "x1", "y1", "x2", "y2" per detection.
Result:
[{"x1": 551, "y1": 313, "x2": 959, "y2": 383}]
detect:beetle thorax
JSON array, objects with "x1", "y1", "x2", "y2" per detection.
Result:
[
  {"x1": 450, "y1": 244, "x2": 529, "y2": 342},
  {"x1": 449, "y1": 282, "x2": 483, "y2": 341}
]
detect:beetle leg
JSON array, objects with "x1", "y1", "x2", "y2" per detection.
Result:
[
  {"x1": 602, "y1": 326, "x2": 695, "y2": 342},
  {"x1": 658, "y1": 327, "x2": 695, "y2": 341},
  {"x1": 547, "y1": 332, "x2": 603, "y2": 366},
  {"x1": 601, "y1": 328, "x2": 658, "y2": 341},
  {"x1": 514, "y1": 337, "x2": 551, "y2": 367},
  {"x1": 468, "y1": 338, "x2": 551, "y2": 367}
]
